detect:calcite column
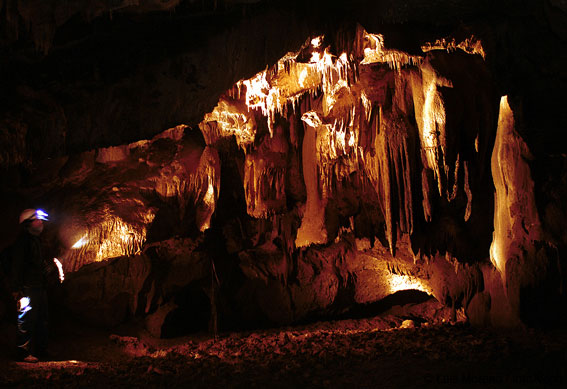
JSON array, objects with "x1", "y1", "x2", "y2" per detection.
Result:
[
  {"x1": 487, "y1": 96, "x2": 563, "y2": 326},
  {"x1": 295, "y1": 123, "x2": 327, "y2": 247}
]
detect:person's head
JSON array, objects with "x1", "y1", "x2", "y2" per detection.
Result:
[{"x1": 19, "y1": 209, "x2": 49, "y2": 235}]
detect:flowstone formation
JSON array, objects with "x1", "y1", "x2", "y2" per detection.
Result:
[{"x1": 0, "y1": 17, "x2": 565, "y2": 334}]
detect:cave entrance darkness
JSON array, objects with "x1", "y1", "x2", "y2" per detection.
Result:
[
  {"x1": 345, "y1": 289, "x2": 435, "y2": 321},
  {"x1": 161, "y1": 284, "x2": 211, "y2": 338}
]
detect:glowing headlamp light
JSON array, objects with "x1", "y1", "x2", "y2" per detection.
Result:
[
  {"x1": 35, "y1": 209, "x2": 49, "y2": 221},
  {"x1": 18, "y1": 297, "x2": 32, "y2": 316}
]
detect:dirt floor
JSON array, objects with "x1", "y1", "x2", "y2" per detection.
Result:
[{"x1": 1, "y1": 299, "x2": 566, "y2": 388}]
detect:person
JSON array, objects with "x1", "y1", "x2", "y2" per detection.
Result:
[{"x1": 10, "y1": 208, "x2": 55, "y2": 363}]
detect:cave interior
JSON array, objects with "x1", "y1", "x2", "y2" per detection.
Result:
[{"x1": 0, "y1": 0, "x2": 566, "y2": 386}]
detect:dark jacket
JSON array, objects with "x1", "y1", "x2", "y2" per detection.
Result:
[{"x1": 10, "y1": 230, "x2": 53, "y2": 291}]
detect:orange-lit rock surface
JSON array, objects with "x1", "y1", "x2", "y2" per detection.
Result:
[{"x1": 0, "y1": 0, "x2": 566, "y2": 334}]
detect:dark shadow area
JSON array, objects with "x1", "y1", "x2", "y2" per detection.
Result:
[
  {"x1": 161, "y1": 284, "x2": 211, "y2": 338},
  {"x1": 343, "y1": 289, "x2": 434, "y2": 319},
  {"x1": 290, "y1": 289, "x2": 436, "y2": 329}
]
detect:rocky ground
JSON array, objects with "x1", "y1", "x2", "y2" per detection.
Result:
[{"x1": 1, "y1": 299, "x2": 566, "y2": 388}]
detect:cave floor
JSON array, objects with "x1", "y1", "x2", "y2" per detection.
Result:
[{"x1": 1, "y1": 301, "x2": 566, "y2": 388}]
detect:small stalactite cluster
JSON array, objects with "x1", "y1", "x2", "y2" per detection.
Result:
[
  {"x1": 61, "y1": 205, "x2": 156, "y2": 272},
  {"x1": 52, "y1": 125, "x2": 220, "y2": 270},
  {"x1": 199, "y1": 24, "x2": 497, "y2": 265}
]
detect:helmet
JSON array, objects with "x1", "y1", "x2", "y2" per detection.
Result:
[{"x1": 19, "y1": 209, "x2": 49, "y2": 224}]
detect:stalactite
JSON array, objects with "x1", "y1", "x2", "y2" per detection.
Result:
[
  {"x1": 421, "y1": 35, "x2": 486, "y2": 59},
  {"x1": 243, "y1": 129, "x2": 288, "y2": 218},
  {"x1": 447, "y1": 153, "x2": 460, "y2": 201},
  {"x1": 397, "y1": 135, "x2": 413, "y2": 235},
  {"x1": 464, "y1": 161, "x2": 472, "y2": 221},
  {"x1": 421, "y1": 168, "x2": 432, "y2": 222},
  {"x1": 63, "y1": 206, "x2": 155, "y2": 272}
]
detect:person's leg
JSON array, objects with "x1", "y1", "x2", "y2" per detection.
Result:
[
  {"x1": 34, "y1": 289, "x2": 49, "y2": 357},
  {"x1": 16, "y1": 290, "x2": 37, "y2": 360}
]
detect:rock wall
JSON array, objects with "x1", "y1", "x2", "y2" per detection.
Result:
[{"x1": 0, "y1": 0, "x2": 566, "y2": 333}]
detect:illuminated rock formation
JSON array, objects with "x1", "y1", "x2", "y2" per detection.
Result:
[
  {"x1": 0, "y1": 1, "x2": 566, "y2": 333},
  {"x1": 33, "y1": 125, "x2": 217, "y2": 273}
]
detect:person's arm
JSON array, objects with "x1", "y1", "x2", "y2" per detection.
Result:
[{"x1": 44, "y1": 256, "x2": 60, "y2": 286}]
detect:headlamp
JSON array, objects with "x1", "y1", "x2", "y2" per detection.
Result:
[{"x1": 35, "y1": 209, "x2": 49, "y2": 221}]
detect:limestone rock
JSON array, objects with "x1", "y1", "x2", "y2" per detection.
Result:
[
  {"x1": 145, "y1": 302, "x2": 179, "y2": 339},
  {"x1": 62, "y1": 254, "x2": 152, "y2": 327},
  {"x1": 1, "y1": 3, "x2": 566, "y2": 330}
]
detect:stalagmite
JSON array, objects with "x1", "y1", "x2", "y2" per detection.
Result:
[{"x1": 490, "y1": 96, "x2": 542, "y2": 277}]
